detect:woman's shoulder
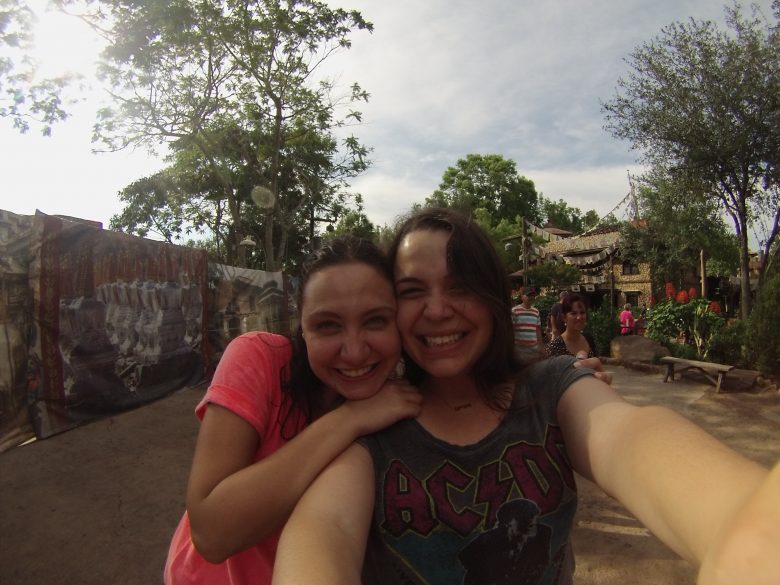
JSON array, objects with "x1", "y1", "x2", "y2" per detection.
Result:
[
  {"x1": 218, "y1": 331, "x2": 293, "y2": 369},
  {"x1": 512, "y1": 355, "x2": 585, "y2": 408},
  {"x1": 228, "y1": 331, "x2": 291, "y2": 351}
]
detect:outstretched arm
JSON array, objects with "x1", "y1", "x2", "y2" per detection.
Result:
[
  {"x1": 187, "y1": 382, "x2": 419, "y2": 562},
  {"x1": 273, "y1": 443, "x2": 375, "y2": 585},
  {"x1": 557, "y1": 377, "x2": 777, "y2": 581}
]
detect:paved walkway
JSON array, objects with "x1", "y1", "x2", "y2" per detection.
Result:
[{"x1": 0, "y1": 368, "x2": 778, "y2": 585}]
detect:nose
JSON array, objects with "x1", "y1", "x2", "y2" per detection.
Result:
[
  {"x1": 423, "y1": 291, "x2": 455, "y2": 320},
  {"x1": 340, "y1": 331, "x2": 370, "y2": 363}
]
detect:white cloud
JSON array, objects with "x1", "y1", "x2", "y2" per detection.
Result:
[
  {"x1": 527, "y1": 164, "x2": 648, "y2": 219},
  {"x1": 2, "y1": 0, "x2": 775, "y2": 239}
]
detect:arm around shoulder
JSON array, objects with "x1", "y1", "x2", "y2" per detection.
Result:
[{"x1": 273, "y1": 443, "x2": 375, "y2": 585}]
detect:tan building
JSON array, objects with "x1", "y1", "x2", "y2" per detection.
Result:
[{"x1": 535, "y1": 227, "x2": 653, "y2": 309}]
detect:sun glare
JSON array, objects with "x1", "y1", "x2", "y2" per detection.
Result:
[{"x1": 29, "y1": 2, "x2": 104, "y2": 79}]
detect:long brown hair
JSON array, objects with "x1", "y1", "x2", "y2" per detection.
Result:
[{"x1": 387, "y1": 207, "x2": 518, "y2": 404}]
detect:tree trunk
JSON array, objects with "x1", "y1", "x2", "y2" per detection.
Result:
[
  {"x1": 736, "y1": 217, "x2": 752, "y2": 320},
  {"x1": 264, "y1": 100, "x2": 284, "y2": 273}
]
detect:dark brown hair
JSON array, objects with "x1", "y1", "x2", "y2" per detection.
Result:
[
  {"x1": 280, "y1": 235, "x2": 394, "y2": 438},
  {"x1": 561, "y1": 292, "x2": 588, "y2": 314},
  {"x1": 387, "y1": 207, "x2": 518, "y2": 403}
]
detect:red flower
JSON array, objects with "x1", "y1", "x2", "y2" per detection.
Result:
[{"x1": 665, "y1": 282, "x2": 676, "y2": 299}]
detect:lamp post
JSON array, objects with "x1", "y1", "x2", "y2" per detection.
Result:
[{"x1": 238, "y1": 236, "x2": 256, "y2": 269}]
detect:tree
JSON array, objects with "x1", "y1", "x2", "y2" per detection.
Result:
[
  {"x1": 0, "y1": 0, "x2": 78, "y2": 134},
  {"x1": 426, "y1": 154, "x2": 541, "y2": 226},
  {"x1": 602, "y1": 2, "x2": 780, "y2": 319},
  {"x1": 620, "y1": 168, "x2": 739, "y2": 291},
  {"x1": 538, "y1": 195, "x2": 600, "y2": 234},
  {"x1": 525, "y1": 263, "x2": 581, "y2": 289},
  {"x1": 327, "y1": 205, "x2": 377, "y2": 241},
  {"x1": 78, "y1": 0, "x2": 372, "y2": 269}
]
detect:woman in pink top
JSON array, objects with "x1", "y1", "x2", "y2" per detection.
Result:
[
  {"x1": 619, "y1": 303, "x2": 635, "y2": 335},
  {"x1": 164, "y1": 235, "x2": 422, "y2": 585}
]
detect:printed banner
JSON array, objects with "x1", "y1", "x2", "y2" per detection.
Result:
[
  {"x1": 28, "y1": 213, "x2": 210, "y2": 439},
  {"x1": 0, "y1": 210, "x2": 36, "y2": 452}
]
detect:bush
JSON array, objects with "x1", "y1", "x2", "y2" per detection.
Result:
[
  {"x1": 669, "y1": 342, "x2": 698, "y2": 360},
  {"x1": 746, "y1": 273, "x2": 780, "y2": 377},
  {"x1": 645, "y1": 298, "x2": 725, "y2": 360},
  {"x1": 708, "y1": 320, "x2": 747, "y2": 367},
  {"x1": 586, "y1": 297, "x2": 619, "y2": 357},
  {"x1": 645, "y1": 299, "x2": 687, "y2": 345},
  {"x1": 532, "y1": 294, "x2": 557, "y2": 338}
]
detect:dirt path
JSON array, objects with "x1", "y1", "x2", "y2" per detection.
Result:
[{"x1": 1, "y1": 368, "x2": 778, "y2": 585}]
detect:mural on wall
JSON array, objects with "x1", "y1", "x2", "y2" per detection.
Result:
[
  {"x1": 28, "y1": 212, "x2": 210, "y2": 440},
  {"x1": 207, "y1": 263, "x2": 289, "y2": 362},
  {"x1": 0, "y1": 211, "x2": 36, "y2": 452},
  {"x1": 0, "y1": 209, "x2": 293, "y2": 452}
]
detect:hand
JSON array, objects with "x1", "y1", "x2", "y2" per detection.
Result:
[
  {"x1": 341, "y1": 380, "x2": 422, "y2": 436},
  {"x1": 573, "y1": 356, "x2": 613, "y2": 385},
  {"x1": 698, "y1": 462, "x2": 780, "y2": 585}
]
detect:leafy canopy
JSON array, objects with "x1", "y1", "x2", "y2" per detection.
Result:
[
  {"x1": 602, "y1": 2, "x2": 780, "y2": 317},
  {"x1": 0, "y1": 0, "x2": 80, "y2": 134},
  {"x1": 620, "y1": 167, "x2": 739, "y2": 290},
  {"x1": 426, "y1": 153, "x2": 541, "y2": 226},
  {"x1": 85, "y1": 0, "x2": 374, "y2": 270}
]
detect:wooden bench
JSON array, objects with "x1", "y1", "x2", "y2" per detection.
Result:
[{"x1": 660, "y1": 356, "x2": 735, "y2": 393}]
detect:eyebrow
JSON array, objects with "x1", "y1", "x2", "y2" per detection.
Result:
[
  {"x1": 394, "y1": 276, "x2": 421, "y2": 286},
  {"x1": 307, "y1": 305, "x2": 396, "y2": 319}
]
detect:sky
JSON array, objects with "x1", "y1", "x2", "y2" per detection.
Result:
[{"x1": 1, "y1": 0, "x2": 776, "y2": 235}]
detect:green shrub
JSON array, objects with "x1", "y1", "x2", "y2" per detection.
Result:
[
  {"x1": 645, "y1": 298, "x2": 724, "y2": 360},
  {"x1": 645, "y1": 299, "x2": 687, "y2": 345},
  {"x1": 708, "y1": 320, "x2": 747, "y2": 367},
  {"x1": 669, "y1": 342, "x2": 698, "y2": 360},
  {"x1": 746, "y1": 273, "x2": 780, "y2": 377},
  {"x1": 586, "y1": 297, "x2": 619, "y2": 357}
]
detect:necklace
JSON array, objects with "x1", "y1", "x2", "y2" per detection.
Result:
[{"x1": 440, "y1": 396, "x2": 473, "y2": 411}]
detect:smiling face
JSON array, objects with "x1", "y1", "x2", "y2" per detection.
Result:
[
  {"x1": 564, "y1": 301, "x2": 588, "y2": 333},
  {"x1": 394, "y1": 229, "x2": 493, "y2": 383},
  {"x1": 301, "y1": 262, "x2": 400, "y2": 401}
]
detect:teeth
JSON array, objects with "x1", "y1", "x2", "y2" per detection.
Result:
[
  {"x1": 340, "y1": 366, "x2": 372, "y2": 378},
  {"x1": 425, "y1": 333, "x2": 462, "y2": 346}
]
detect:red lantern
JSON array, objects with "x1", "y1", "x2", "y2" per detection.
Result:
[
  {"x1": 688, "y1": 287, "x2": 698, "y2": 299},
  {"x1": 665, "y1": 282, "x2": 676, "y2": 299},
  {"x1": 708, "y1": 300, "x2": 722, "y2": 314},
  {"x1": 676, "y1": 290, "x2": 689, "y2": 303}
]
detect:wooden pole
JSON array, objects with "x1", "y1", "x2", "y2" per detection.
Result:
[
  {"x1": 610, "y1": 254, "x2": 615, "y2": 307},
  {"x1": 522, "y1": 217, "x2": 528, "y2": 287},
  {"x1": 700, "y1": 249, "x2": 706, "y2": 298}
]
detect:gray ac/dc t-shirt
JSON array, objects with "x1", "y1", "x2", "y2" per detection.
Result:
[{"x1": 360, "y1": 355, "x2": 594, "y2": 585}]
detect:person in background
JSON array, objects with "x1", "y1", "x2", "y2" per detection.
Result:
[
  {"x1": 620, "y1": 302, "x2": 635, "y2": 336},
  {"x1": 546, "y1": 292, "x2": 597, "y2": 359},
  {"x1": 548, "y1": 290, "x2": 568, "y2": 338},
  {"x1": 273, "y1": 207, "x2": 780, "y2": 585},
  {"x1": 164, "y1": 235, "x2": 421, "y2": 585},
  {"x1": 511, "y1": 286, "x2": 544, "y2": 364}
]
